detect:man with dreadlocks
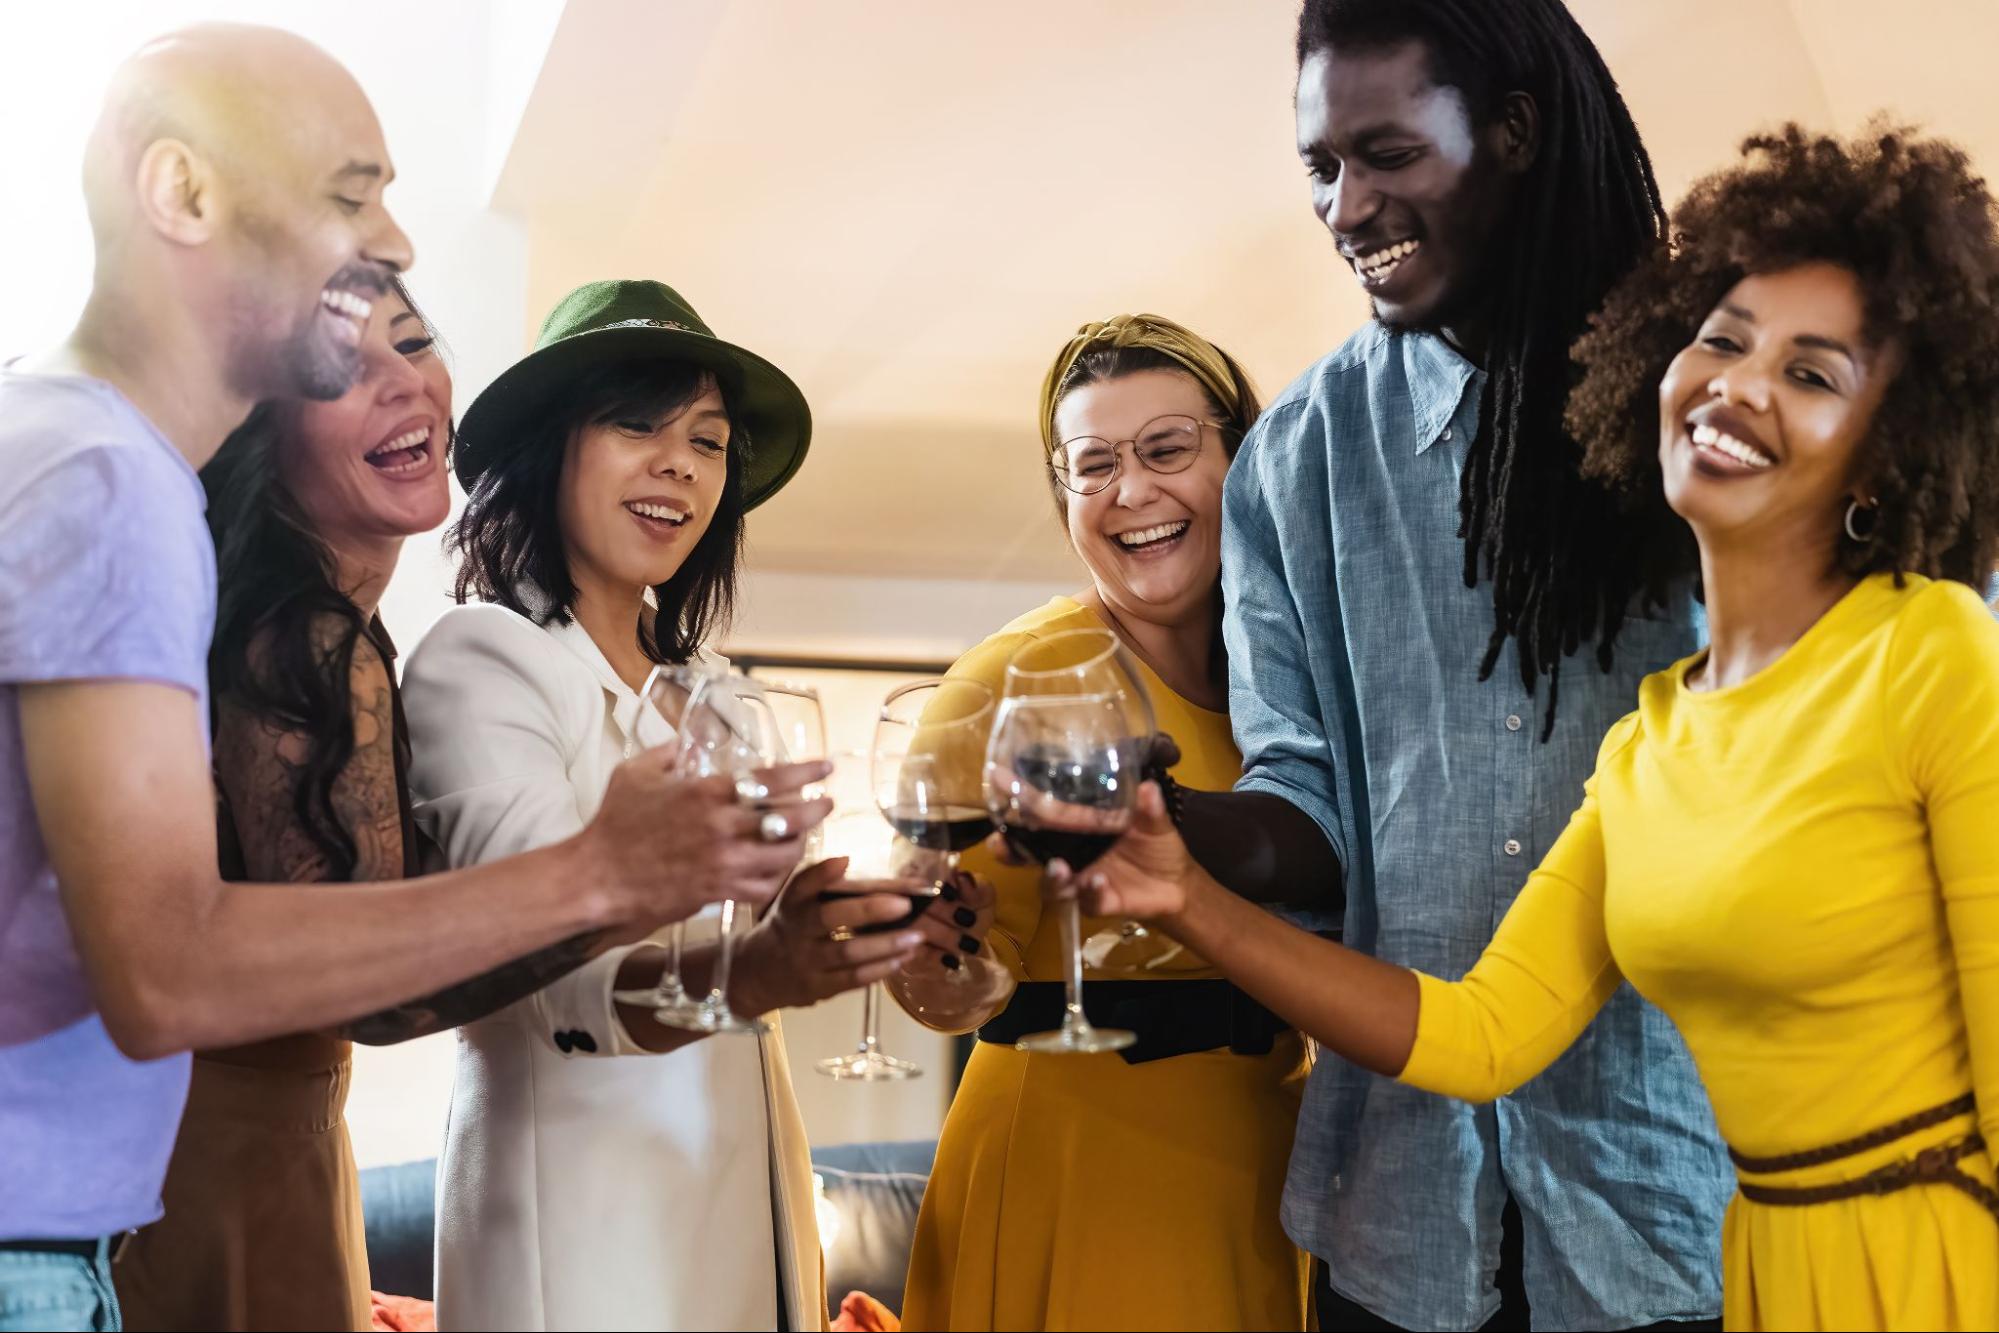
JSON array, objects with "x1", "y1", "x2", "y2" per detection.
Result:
[{"x1": 1066, "y1": 2, "x2": 1734, "y2": 1329}]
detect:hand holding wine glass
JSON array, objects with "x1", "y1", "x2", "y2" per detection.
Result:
[
  {"x1": 1042, "y1": 779, "x2": 1200, "y2": 926},
  {"x1": 618, "y1": 665, "x2": 832, "y2": 1028},
  {"x1": 899, "y1": 867, "x2": 998, "y2": 977},
  {"x1": 650, "y1": 671, "x2": 823, "y2": 1034},
  {"x1": 871, "y1": 678, "x2": 1005, "y2": 978},
  {"x1": 584, "y1": 729, "x2": 830, "y2": 926},
  {"x1": 729, "y1": 857, "x2": 928, "y2": 1017},
  {"x1": 984, "y1": 628, "x2": 1152, "y2": 1054}
]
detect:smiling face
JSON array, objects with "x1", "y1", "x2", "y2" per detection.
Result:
[
  {"x1": 1658, "y1": 262, "x2": 1901, "y2": 558},
  {"x1": 1053, "y1": 368, "x2": 1231, "y2": 628},
  {"x1": 1295, "y1": 39, "x2": 1525, "y2": 331},
  {"x1": 557, "y1": 374, "x2": 732, "y2": 596},
  {"x1": 279, "y1": 285, "x2": 452, "y2": 552},
  {"x1": 211, "y1": 53, "x2": 415, "y2": 402}
]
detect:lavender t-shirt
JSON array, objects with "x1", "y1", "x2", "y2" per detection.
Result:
[{"x1": 0, "y1": 368, "x2": 212, "y2": 1239}]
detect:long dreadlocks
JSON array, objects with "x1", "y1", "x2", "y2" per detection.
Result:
[{"x1": 1298, "y1": 0, "x2": 1682, "y2": 736}]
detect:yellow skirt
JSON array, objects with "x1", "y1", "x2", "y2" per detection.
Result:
[
  {"x1": 1724, "y1": 1114, "x2": 1998, "y2": 1330},
  {"x1": 901, "y1": 1033, "x2": 1311, "y2": 1332}
]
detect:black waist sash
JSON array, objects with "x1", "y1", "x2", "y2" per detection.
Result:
[{"x1": 978, "y1": 979, "x2": 1291, "y2": 1064}]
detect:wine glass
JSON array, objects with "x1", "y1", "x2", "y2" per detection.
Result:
[
  {"x1": 613, "y1": 662, "x2": 724, "y2": 1027},
  {"x1": 816, "y1": 677, "x2": 997, "y2": 1081},
  {"x1": 873, "y1": 676, "x2": 996, "y2": 902},
  {"x1": 657, "y1": 671, "x2": 787, "y2": 1035},
  {"x1": 985, "y1": 628, "x2": 1152, "y2": 1054},
  {"x1": 757, "y1": 679, "x2": 830, "y2": 859}
]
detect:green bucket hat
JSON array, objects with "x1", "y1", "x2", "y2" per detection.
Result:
[{"x1": 454, "y1": 279, "x2": 812, "y2": 510}]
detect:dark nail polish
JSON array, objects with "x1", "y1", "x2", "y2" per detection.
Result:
[
  {"x1": 953, "y1": 907, "x2": 977, "y2": 928},
  {"x1": 942, "y1": 954, "x2": 961, "y2": 970},
  {"x1": 959, "y1": 934, "x2": 981, "y2": 954},
  {"x1": 940, "y1": 880, "x2": 961, "y2": 902}
]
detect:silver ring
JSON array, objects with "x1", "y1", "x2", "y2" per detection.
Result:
[
  {"x1": 735, "y1": 775, "x2": 771, "y2": 804},
  {"x1": 758, "y1": 811, "x2": 790, "y2": 842}
]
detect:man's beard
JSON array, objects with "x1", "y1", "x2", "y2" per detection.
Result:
[
  {"x1": 280, "y1": 315, "x2": 364, "y2": 401},
  {"x1": 243, "y1": 261, "x2": 393, "y2": 403}
]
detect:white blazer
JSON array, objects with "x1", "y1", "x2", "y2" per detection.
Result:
[{"x1": 401, "y1": 603, "x2": 824, "y2": 1332}]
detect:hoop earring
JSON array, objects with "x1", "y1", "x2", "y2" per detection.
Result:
[{"x1": 1844, "y1": 498, "x2": 1879, "y2": 544}]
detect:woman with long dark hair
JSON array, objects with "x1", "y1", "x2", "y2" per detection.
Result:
[
  {"x1": 114, "y1": 281, "x2": 454, "y2": 1330},
  {"x1": 402, "y1": 280, "x2": 931, "y2": 1331}
]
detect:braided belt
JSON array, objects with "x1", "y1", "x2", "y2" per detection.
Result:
[{"x1": 1730, "y1": 1093, "x2": 1999, "y2": 1221}]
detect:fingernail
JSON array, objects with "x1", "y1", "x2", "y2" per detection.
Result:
[
  {"x1": 959, "y1": 935, "x2": 981, "y2": 954},
  {"x1": 942, "y1": 954, "x2": 961, "y2": 970},
  {"x1": 899, "y1": 932, "x2": 924, "y2": 948},
  {"x1": 940, "y1": 881, "x2": 961, "y2": 902},
  {"x1": 953, "y1": 907, "x2": 977, "y2": 928}
]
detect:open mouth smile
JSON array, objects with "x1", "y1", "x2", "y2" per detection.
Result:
[
  {"x1": 364, "y1": 423, "x2": 434, "y2": 476},
  {"x1": 625, "y1": 498, "x2": 693, "y2": 534},
  {"x1": 1688, "y1": 421, "x2": 1774, "y2": 469},
  {"x1": 1350, "y1": 238, "x2": 1420, "y2": 289},
  {"x1": 1112, "y1": 520, "x2": 1189, "y2": 555}
]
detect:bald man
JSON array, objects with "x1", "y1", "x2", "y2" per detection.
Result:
[{"x1": 0, "y1": 27, "x2": 824, "y2": 1329}]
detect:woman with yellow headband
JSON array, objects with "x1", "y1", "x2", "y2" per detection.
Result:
[{"x1": 890, "y1": 315, "x2": 1310, "y2": 1331}]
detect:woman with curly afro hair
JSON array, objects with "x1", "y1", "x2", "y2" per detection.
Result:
[{"x1": 1065, "y1": 123, "x2": 1999, "y2": 1331}]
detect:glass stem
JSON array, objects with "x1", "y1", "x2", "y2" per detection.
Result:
[
  {"x1": 1061, "y1": 890, "x2": 1087, "y2": 1031},
  {"x1": 860, "y1": 983, "x2": 882, "y2": 1055},
  {"x1": 662, "y1": 921, "x2": 687, "y2": 1001},
  {"x1": 711, "y1": 899, "x2": 740, "y2": 1009}
]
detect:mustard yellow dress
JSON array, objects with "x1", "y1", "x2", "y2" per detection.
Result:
[
  {"x1": 1402, "y1": 574, "x2": 1999, "y2": 1331},
  {"x1": 900, "y1": 597, "x2": 1311, "y2": 1332}
]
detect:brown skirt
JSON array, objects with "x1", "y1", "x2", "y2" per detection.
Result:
[{"x1": 115, "y1": 1034, "x2": 371, "y2": 1332}]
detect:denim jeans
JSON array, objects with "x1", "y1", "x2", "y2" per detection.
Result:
[{"x1": 0, "y1": 1242, "x2": 121, "y2": 1332}]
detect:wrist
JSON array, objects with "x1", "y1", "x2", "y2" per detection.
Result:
[
  {"x1": 564, "y1": 830, "x2": 634, "y2": 931},
  {"x1": 1163, "y1": 862, "x2": 1227, "y2": 942},
  {"x1": 727, "y1": 925, "x2": 782, "y2": 1018}
]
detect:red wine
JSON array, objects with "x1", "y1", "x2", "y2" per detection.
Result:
[
  {"x1": 998, "y1": 744, "x2": 1129, "y2": 869},
  {"x1": 817, "y1": 883, "x2": 943, "y2": 933},
  {"x1": 884, "y1": 804, "x2": 994, "y2": 854},
  {"x1": 998, "y1": 824, "x2": 1122, "y2": 871}
]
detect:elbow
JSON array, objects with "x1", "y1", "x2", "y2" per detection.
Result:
[{"x1": 93, "y1": 974, "x2": 199, "y2": 1062}]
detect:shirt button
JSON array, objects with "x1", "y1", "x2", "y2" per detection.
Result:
[
  {"x1": 1442, "y1": 427, "x2": 1453, "y2": 441},
  {"x1": 1504, "y1": 838, "x2": 1522, "y2": 857},
  {"x1": 1504, "y1": 714, "x2": 1523, "y2": 732}
]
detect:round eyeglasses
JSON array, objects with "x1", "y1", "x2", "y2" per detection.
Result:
[{"x1": 1048, "y1": 415, "x2": 1231, "y2": 496}]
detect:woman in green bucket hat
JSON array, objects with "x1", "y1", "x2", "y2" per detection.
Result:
[{"x1": 400, "y1": 280, "x2": 935, "y2": 1331}]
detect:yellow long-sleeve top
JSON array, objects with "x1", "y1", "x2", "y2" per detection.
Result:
[{"x1": 1400, "y1": 573, "x2": 1999, "y2": 1330}]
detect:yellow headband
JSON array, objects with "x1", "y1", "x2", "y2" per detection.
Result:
[{"x1": 1037, "y1": 312, "x2": 1245, "y2": 453}]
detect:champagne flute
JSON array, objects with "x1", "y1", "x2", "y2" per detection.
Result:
[
  {"x1": 985, "y1": 628, "x2": 1151, "y2": 1054},
  {"x1": 658, "y1": 671, "x2": 785, "y2": 1035}
]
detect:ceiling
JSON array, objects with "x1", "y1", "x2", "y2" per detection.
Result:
[
  {"x1": 10, "y1": 2, "x2": 1996, "y2": 598},
  {"x1": 486, "y1": 0, "x2": 1999, "y2": 586}
]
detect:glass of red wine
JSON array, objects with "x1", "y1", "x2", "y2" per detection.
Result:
[
  {"x1": 817, "y1": 677, "x2": 996, "y2": 1079},
  {"x1": 875, "y1": 678, "x2": 998, "y2": 979},
  {"x1": 984, "y1": 629, "x2": 1151, "y2": 1054}
]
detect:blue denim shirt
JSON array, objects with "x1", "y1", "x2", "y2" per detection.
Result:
[{"x1": 1221, "y1": 323, "x2": 1733, "y2": 1331}]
